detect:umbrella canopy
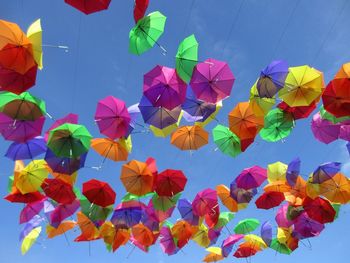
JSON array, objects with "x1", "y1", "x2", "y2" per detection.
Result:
[
  {"x1": 0, "y1": 65, "x2": 37, "y2": 94},
  {"x1": 286, "y1": 157, "x2": 301, "y2": 187},
  {"x1": 133, "y1": 0, "x2": 149, "y2": 23},
  {"x1": 47, "y1": 123, "x2": 92, "y2": 158},
  {"x1": 175, "y1": 34, "x2": 199, "y2": 83},
  {"x1": 302, "y1": 196, "x2": 336, "y2": 224},
  {"x1": 50, "y1": 199, "x2": 80, "y2": 228},
  {"x1": 46, "y1": 221, "x2": 76, "y2": 239},
  {"x1": 143, "y1": 65, "x2": 187, "y2": 110},
  {"x1": 45, "y1": 148, "x2": 86, "y2": 175},
  {"x1": 234, "y1": 218, "x2": 260, "y2": 234},
  {"x1": 21, "y1": 226, "x2": 41, "y2": 255},
  {"x1": 235, "y1": 166, "x2": 267, "y2": 190},
  {"x1": 19, "y1": 199, "x2": 45, "y2": 224},
  {"x1": 129, "y1": 11, "x2": 167, "y2": 55},
  {"x1": 171, "y1": 125, "x2": 209, "y2": 151},
  {"x1": 279, "y1": 65, "x2": 324, "y2": 107},
  {"x1": 64, "y1": 0, "x2": 111, "y2": 14},
  {"x1": 44, "y1": 113, "x2": 78, "y2": 141},
  {"x1": 95, "y1": 96, "x2": 131, "y2": 139},
  {"x1": 91, "y1": 138, "x2": 128, "y2": 162},
  {"x1": 311, "y1": 112, "x2": 340, "y2": 144},
  {"x1": 230, "y1": 182, "x2": 257, "y2": 205},
  {"x1": 294, "y1": 212, "x2": 324, "y2": 239},
  {"x1": 322, "y1": 78, "x2": 350, "y2": 118},
  {"x1": 5, "y1": 136, "x2": 46, "y2": 160},
  {"x1": 74, "y1": 211, "x2": 100, "y2": 242},
  {"x1": 192, "y1": 188, "x2": 218, "y2": 217},
  {"x1": 154, "y1": 169, "x2": 187, "y2": 197},
  {"x1": 190, "y1": 58, "x2": 235, "y2": 103},
  {"x1": 26, "y1": 19, "x2": 43, "y2": 70},
  {"x1": 177, "y1": 198, "x2": 199, "y2": 225},
  {"x1": 159, "y1": 226, "x2": 178, "y2": 255},
  {"x1": 120, "y1": 159, "x2": 154, "y2": 196},
  {"x1": 257, "y1": 60, "x2": 289, "y2": 98},
  {"x1": 216, "y1": 184, "x2": 238, "y2": 212},
  {"x1": 16, "y1": 160, "x2": 48, "y2": 194},
  {"x1": 111, "y1": 202, "x2": 143, "y2": 228},
  {"x1": 82, "y1": 179, "x2": 116, "y2": 207},
  {"x1": 249, "y1": 81, "x2": 276, "y2": 117},
  {"x1": 221, "y1": 234, "x2": 244, "y2": 257},
  {"x1": 152, "y1": 193, "x2": 181, "y2": 212},
  {"x1": 255, "y1": 191, "x2": 285, "y2": 209},
  {"x1": 212, "y1": 124, "x2": 241, "y2": 157},
  {"x1": 318, "y1": 173, "x2": 350, "y2": 204},
  {"x1": 320, "y1": 105, "x2": 350, "y2": 124},
  {"x1": 270, "y1": 239, "x2": 292, "y2": 255},
  {"x1": 132, "y1": 223, "x2": 155, "y2": 247},
  {"x1": 311, "y1": 162, "x2": 341, "y2": 184},
  {"x1": 99, "y1": 222, "x2": 130, "y2": 252},
  {"x1": 203, "y1": 247, "x2": 224, "y2": 262},
  {"x1": 277, "y1": 100, "x2": 316, "y2": 120},
  {"x1": 171, "y1": 220, "x2": 194, "y2": 248},
  {"x1": 260, "y1": 221, "x2": 273, "y2": 246},
  {"x1": 41, "y1": 178, "x2": 76, "y2": 205}
]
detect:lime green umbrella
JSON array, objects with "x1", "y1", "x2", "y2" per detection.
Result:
[
  {"x1": 47, "y1": 123, "x2": 92, "y2": 158},
  {"x1": 260, "y1": 108, "x2": 294, "y2": 142},
  {"x1": 214, "y1": 212, "x2": 235, "y2": 229},
  {"x1": 121, "y1": 192, "x2": 154, "y2": 202},
  {"x1": 175, "y1": 34, "x2": 199, "y2": 83},
  {"x1": 234, "y1": 218, "x2": 260, "y2": 234},
  {"x1": 320, "y1": 105, "x2": 350, "y2": 124},
  {"x1": 129, "y1": 11, "x2": 167, "y2": 55},
  {"x1": 270, "y1": 238, "x2": 292, "y2": 255},
  {"x1": 152, "y1": 192, "x2": 181, "y2": 211},
  {"x1": 212, "y1": 124, "x2": 241, "y2": 157}
]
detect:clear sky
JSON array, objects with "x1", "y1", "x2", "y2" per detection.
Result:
[{"x1": 1, "y1": 0, "x2": 350, "y2": 262}]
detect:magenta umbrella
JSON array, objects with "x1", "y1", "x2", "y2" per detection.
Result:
[
  {"x1": 143, "y1": 65, "x2": 187, "y2": 110},
  {"x1": 275, "y1": 203, "x2": 293, "y2": 228},
  {"x1": 95, "y1": 96, "x2": 131, "y2": 139},
  {"x1": 221, "y1": 234, "x2": 244, "y2": 257},
  {"x1": 190, "y1": 58, "x2": 235, "y2": 103},
  {"x1": 293, "y1": 212, "x2": 324, "y2": 239},
  {"x1": 192, "y1": 188, "x2": 218, "y2": 217},
  {"x1": 235, "y1": 166, "x2": 267, "y2": 190},
  {"x1": 339, "y1": 124, "x2": 350, "y2": 141},
  {"x1": 44, "y1": 113, "x2": 78, "y2": 141},
  {"x1": 49, "y1": 199, "x2": 80, "y2": 228},
  {"x1": 311, "y1": 112, "x2": 341, "y2": 144}
]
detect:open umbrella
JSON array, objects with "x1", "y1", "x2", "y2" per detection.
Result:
[
  {"x1": 255, "y1": 191, "x2": 285, "y2": 209},
  {"x1": 41, "y1": 178, "x2": 76, "y2": 204},
  {"x1": 26, "y1": 19, "x2": 43, "y2": 70},
  {"x1": 154, "y1": 169, "x2": 187, "y2": 197},
  {"x1": 82, "y1": 179, "x2": 116, "y2": 207},
  {"x1": 235, "y1": 166, "x2": 267, "y2": 190},
  {"x1": 64, "y1": 0, "x2": 111, "y2": 14},
  {"x1": 216, "y1": 184, "x2": 238, "y2": 212},
  {"x1": 91, "y1": 138, "x2": 128, "y2": 162},
  {"x1": 21, "y1": 226, "x2": 41, "y2": 255},
  {"x1": 221, "y1": 234, "x2": 244, "y2": 257},
  {"x1": 322, "y1": 78, "x2": 350, "y2": 118},
  {"x1": 311, "y1": 162, "x2": 341, "y2": 184},
  {"x1": 277, "y1": 101, "x2": 316, "y2": 120},
  {"x1": 311, "y1": 112, "x2": 340, "y2": 144},
  {"x1": 44, "y1": 113, "x2": 78, "y2": 141},
  {"x1": 212, "y1": 124, "x2": 241, "y2": 157},
  {"x1": 192, "y1": 188, "x2": 218, "y2": 217},
  {"x1": 0, "y1": 65, "x2": 37, "y2": 94},
  {"x1": 16, "y1": 160, "x2": 48, "y2": 194},
  {"x1": 234, "y1": 218, "x2": 260, "y2": 234},
  {"x1": 171, "y1": 125, "x2": 209, "y2": 151},
  {"x1": 177, "y1": 198, "x2": 199, "y2": 225},
  {"x1": 302, "y1": 196, "x2": 336, "y2": 224},
  {"x1": 50, "y1": 199, "x2": 80, "y2": 228},
  {"x1": 5, "y1": 136, "x2": 47, "y2": 160},
  {"x1": 45, "y1": 148, "x2": 86, "y2": 175},
  {"x1": 249, "y1": 81, "x2": 276, "y2": 117}
]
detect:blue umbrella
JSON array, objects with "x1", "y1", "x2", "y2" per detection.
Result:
[
  {"x1": 286, "y1": 157, "x2": 301, "y2": 186},
  {"x1": 177, "y1": 198, "x2": 199, "y2": 225},
  {"x1": 111, "y1": 206, "x2": 143, "y2": 228},
  {"x1": 260, "y1": 220, "x2": 272, "y2": 246},
  {"x1": 5, "y1": 136, "x2": 47, "y2": 160}
]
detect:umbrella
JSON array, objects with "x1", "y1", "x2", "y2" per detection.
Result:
[
  {"x1": 50, "y1": 199, "x2": 80, "y2": 228},
  {"x1": 159, "y1": 226, "x2": 178, "y2": 255},
  {"x1": 129, "y1": 11, "x2": 167, "y2": 55},
  {"x1": 41, "y1": 178, "x2": 76, "y2": 204},
  {"x1": 46, "y1": 221, "x2": 76, "y2": 239},
  {"x1": 64, "y1": 0, "x2": 111, "y2": 14},
  {"x1": 91, "y1": 138, "x2": 128, "y2": 162},
  {"x1": 177, "y1": 198, "x2": 199, "y2": 225},
  {"x1": 133, "y1": 0, "x2": 149, "y2": 23},
  {"x1": 45, "y1": 148, "x2": 86, "y2": 175},
  {"x1": 143, "y1": 65, "x2": 187, "y2": 110},
  {"x1": 221, "y1": 234, "x2": 244, "y2": 257},
  {"x1": 335, "y1": 62, "x2": 350, "y2": 79},
  {"x1": 154, "y1": 169, "x2": 187, "y2": 197},
  {"x1": 203, "y1": 247, "x2": 224, "y2": 262},
  {"x1": 120, "y1": 159, "x2": 154, "y2": 196},
  {"x1": 234, "y1": 218, "x2": 260, "y2": 234},
  {"x1": 311, "y1": 162, "x2": 341, "y2": 184},
  {"x1": 100, "y1": 222, "x2": 130, "y2": 252},
  {"x1": 192, "y1": 224, "x2": 211, "y2": 248},
  {"x1": 171, "y1": 125, "x2": 209, "y2": 151},
  {"x1": 171, "y1": 220, "x2": 193, "y2": 248},
  {"x1": 340, "y1": 124, "x2": 350, "y2": 141},
  {"x1": 275, "y1": 204, "x2": 293, "y2": 228},
  {"x1": 192, "y1": 188, "x2": 218, "y2": 217},
  {"x1": 16, "y1": 160, "x2": 48, "y2": 194},
  {"x1": 175, "y1": 34, "x2": 199, "y2": 83},
  {"x1": 44, "y1": 113, "x2": 78, "y2": 141},
  {"x1": 19, "y1": 199, "x2": 45, "y2": 224},
  {"x1": 322, "y1": 78, "x2": 350, "y2": 118},
  {"x1": 47, "y1": 123, "x2": 92, "y2": 158},
  {"x1": 82, "y1": 179, "x2": 116, "y2": 207},
  {"x1": 302, "y1": 196, "x2": 336, "y2": 224},
  {"x1": 205, "y1": 205, "x2": 220, "y2": 228},
  {"x1": 21, "y1": 226, "x2": 41, "y2": 255},
  {"x1": 212, "y1": 124, "x2": 241, "y2": 157},
  {"x1": 235, "y1": 166, "x2": 267, "y2": 190},
  {"x1": 216, "y1": 184, "x2": 238, "y2": 212},
  {"x1": 270, "y1": 239, "x2": 292, "y2": 255},
  {"x1": 74, "y1": 211, "x2": 100, "y2": 242},
  {"x1": 95, "y1": 96, "x2": 131, "y2": 139},
  {"x1": 257, "y1": 60, "x2": 289, "y2": 98},
  {"x1": 152, "y1": 193, "x2": 181, "y2": 212},
  {"x1": 279, "y1": 65, "x2": 324, "y2": 107},
  {"x1": 0, "y1": 65, "x2": 37, "y2": 94},
  {"x1": 233, "y1": 242, "x2": 260, "y2": 258},
  {"x1": 150, "y1": 122, "x2": 180, "y2": 137},
  {"x1": 318, "y1": 173, "x2": 350, "y2": 204},
  {"x1": 26, "y1": 19, "x2": 43, "y2": 70},
  {"x1": 190, "y1": 58, "x2": 235, "y2": 103},
  {"x1": 260, "y1": 108, "x2": 294, "y2": 142},
  {"x1": 260, "y1": 221, "x2": 272, "y2": 246},
  {"x1": 293, "y1": 212, "x2": 324, "y2": 239},
  {"x1": 214, "y1": 212, "x2": 235, "y2": 229},
  {"x1": 111, "y1": 203, "x2": 143, "y2": 228},
  {"x1": 249, "y1": 81, "x2": 276, "y2": 116},
  {"x1": 5, "y1": 136, "x2": 46, "y2": 160},
  {"x1": 311, "y1": 112, "x2": 340, "y2": 144},
  {"x1": 286, "y1": 157, "x2": 301, "y2": 187},
  {"x1": 255, "y1": 191, "x2": 285, "y2": 209},
  {"x1": 131, "y1": 223, "x2": 154, "y2": 247},
  {"x1": 230, "y1": 182, "x2": 257, "y2": 205},
  {"x1": 277, "y1": 100, "x2": 316, "y2": 120}
]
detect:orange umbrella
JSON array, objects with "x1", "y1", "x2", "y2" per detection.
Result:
[
  {"x1": 284, "y1": 176, "x2": 307, "y2": 205},
  {"x1": 91, "y1": 138, "x2": 128, "y2": 162},
  {"x1": 100, "y1": 221, "x2": 130, "y2": 252},
  {"x1": 335, "y1": 62, "x2": 350, "y2": 79},
  {"x1": 45, "y1": 165, "x2": 78, "y2": 186},
  {"x1": 131, "y1": 223, "x2": 155, "y2": 247},
  {"x1": 74, "y1": 212, "x2": 100, "y2": 242},
  {"x1": 228, "y1": 101, "x2": 264, "y2": 139},
  {"x1": 46, "y1": 221, "x2": 76, "y2": 239},
  {"x1": 264, "y1": 181, "x2": 291, "y2": 193},
  {"x1": 216, "y1": 184, "x2": 238, "y2": 212},
  {"x1": 171, "y1": 220, "x2": 194, "y2": 248},
  {"x1": 120, "y1": 159, "x2": 154, "y2": 196},
  {"x1": 318, "y1": 173, "x2": 350, "y2": 204},
  {"x1": 170, "y1": 125, "x2": 208, "y2": 150}
]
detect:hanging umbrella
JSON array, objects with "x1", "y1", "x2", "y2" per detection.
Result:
[
  {"x1": 152, "y1": 193, "x2": 181, "y2": 212},
  {"x1": 286, "y1": 157, "x2": 301, "y2": 187},
  {"x1": 260, "y1": 108, "x2": 294, "y2": 142},
  {"x1": 192, "y1": 224, "x2": 211, "y2": 248},
  {"x1": 16, "y1": 160, "x2": 48, "y2": 194},
  {"x1": 192, "y1": 188, "x2": 218, "y2": 217},
  {"x1": 177, "y1": 198, "x2": 199, "y2": 225},
  {"x1": 277, "y1": 100, "x2": 316, "y2": 120},
  {"x1": 216, "y1": 184, "x2": 238, "y2": 212},
  {"x1": 44, "y1": 113, "x2": 78, "y2": 141},
  {"x1": 0, "y1": 65, "x2": 37, "y2": 94},
  {"x1": 129, "y1": 11, "x2": 167, "y2": 55},
  {"x1": 203, "y1": 247, "x2": 224, "y2": 262},
  {"x1": 233, "y1": 242, "x2": 260, "y2": 258},
  {"x1": 322, "y1": 78, "x2": 350, "y2": 118},
  {"x1": 5, "y1": 191, "x2": 45, "y2": 204},
  {"x1": 230, "y1": 182, "x2": 257, "y2": 205},
  {"x1": 335, "y1": 62, "x2": 350, "y2": 79},
  {"x1": 111, "y1": 202, "x2": 143, "y2": 228},
  {"x1": 214, "y1": 212, "x2": 235, "y2": 229},
  {"x1": 47, "y1": 123, "x2": 92, "y2": 158},
  {"x1": 80, "y1": 196, "x2": 113, "y2": 222},
  {"x1": 154, "y1": 169, "x2": 187, "y2": 197},
  {"x1": 19, "y1": 199, "x2": 45, "y2": 224},
  {"x1": 133, "y1": 0, "x2": 149, "y2": 23},
  {"x1": 91, "y1": 138, "x2": 128, "y2": 162},
  {"x1": 95, "y1": 96, "x2": 131, "y2": 139},
  {"x1": 221, "y1": 234, "x2": 244, "y2": 257},
  {"x1": 171, "y1": 220, "x2": 193, "y2": 248},
  {"x1": 279, "y1": 65, "x2": 324, "y2": 107},
  {"x1": 171, "y1": 125, "x2": 209, "y2": 151},
  {"x1": 311, "y1": 112, "x2": 341, "y2": 144},
  {"x1": 255, "y1": 191, "x2": 285, "y2": 209},
  {"x1": 41, "y1": 178, "x2": 76, "y2": 204},
  {"x1": 50, "y1": 199, "x2": 80, "y2": 228},
  {"x1": 235, "y1": 166, "x2": 267, "y2": 190},
  {"x1": 46, "y1": 221, "x2": 76, "y2": 239},
  {"x1": 311, "y1": 162, "x2": 341, "y2": 184},
  {"x1": 270, "y1": 239, "x2": 292, "y2": 255},
  {"x1": 212, "y1": 124, "x2": 241, "y2": 157},
  {"x1": 100, "y1": 222, "x2": 130, "y2": 252},
  {"x1": 318, "y1": 173, "x2": 350, "y2": 204},
  {"x1": 82, "y1": 179, "x2": 116, "y2": 207},
  {"x1": 26, "y1": 19, "x2": 43, "y2": 70},
  {"x1": 45, "y1": 148, "x2": 86, "y2": 175},
  {"x1": 21, "y1": 226, "x2": 41, "y2": 255},
  {"x1": 159, "y1": 226, "x2": 178, "y2": 255},
  {"x1": 205, "y1": 205, "x2": 220, "y2": 228},
  {"x1": 5, "y1": 136, "x2": 47, "y2": 160},
  {"x1": 302, "y1": 196, "x2": 336, "y2": 224},
  {"x1": 293, "y1": 212, "x2": 324, "y2": 239},
  {"x1": 260, "y1": 221, "x2": 272, "y2": 246},
  {"x1": 257, "y1": 60, "x2": 289, "y2": 98},
  {"x1": 175, "y1": 34, "x2": 199, "y2": 83},
  {"x1": 249, "y1": 81, "x2": 276, "y2": 117},
  {"x1": 234, "y1": 218, "x2": 260, "y2": 234},
  {"x1": 131, "y1": 223, "x2": 155, "y2": 247},
  {"x1": 190, "y1": 58, "x2": 235, "y2": 103},
  {"x1": 64, "y1": 0, "x2": 111, "y2": 14},
  {"x1": 74, "y1": 211, "x2": 100, "y2": 242},
  {"x1": 120, "y1": 159, "x2": 154, "y2": 196},
  {"x1": 143, "y1": 65, "x2": 187, "y2": 110}
]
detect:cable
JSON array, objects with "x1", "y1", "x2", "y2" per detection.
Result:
[{"x1": 182, "y1": 0, "x2": 196, "y2": 35}]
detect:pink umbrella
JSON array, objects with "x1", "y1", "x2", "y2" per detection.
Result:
[
  {"x1": 143, "y1": 65, "x2": 187, "y2": 110},
  {"x1": 339, "y1": 124, "x2": 350, "y2": 141},
  {"x1": 95, "y1": 96, "x2": 131, "y2": 139},
  {"x1": 44, "y1": 113, "x2": 78, "y2": 141},
  {"x1": 192, "y1": 188, "x2": 218, "y2": 217},
  {"x1": 311, "y1": 112, "x2": 341, "y2": 144},
  {"x1": 50, "y1": 199, "x2": 80, "y2": 228},
  {"x1": 275, "y1": 203, "x2": 293, "y2": 228},
  {"x1": 222, "y1": 234, "x2": 244, "y2": 257},
  {"x1": 190, "y1": 58, "x2": 235, "y2": 103},
  {"x1": 235, "y1": 166, "x2": 267, "y2": 190}
]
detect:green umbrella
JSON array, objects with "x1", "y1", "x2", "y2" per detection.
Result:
[
  {"x1": 47, "y1": 123, "x2": 92, "y2": 158},
  {"x1": 152, "y1": 192, "x2": 181, "y2": 211},
  {"x1": 129, "y1": 11, "x2": 167, "y2": 55},
  {"x1": 175, "y1": 34, "x2": 198, "y2": 83},
  {"x1": 212, "y1": 124, "x2": 241, "y2": 157},
  {"x1": 214, "y1": 212, "x2": 235, "y2": 229},
  {"x1": 234, "y1": 218, "x2": 260, "y2": 234},
  {"x1": 121, "y1": 192, "x2": 154, "y2": 202},
  {"x1": 260, "y1": 108, "x2": 294, "y2": 142},
  {"x1": 270, "y1": 238, "x2": 292, "y2": 255},
  {"x1": 320, "y1": 105, "x2": 350, "y2": 124},
  {"x1": 80, "y1": 195, "x2": 113, "y2": 221}
]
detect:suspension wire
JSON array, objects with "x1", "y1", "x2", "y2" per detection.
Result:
[{"x1": 182, "y1": 0, "x2": 196, "y2": 35}]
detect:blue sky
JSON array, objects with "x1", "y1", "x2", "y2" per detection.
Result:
[{"x1": 1, "y1": 0, "x2": 350, "y2": 262}]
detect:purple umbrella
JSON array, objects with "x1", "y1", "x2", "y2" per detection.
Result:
[
  {"x1": 235, "y1": 165, "x2": 267, "y2": 190},
  {"x1": 311, "y1": 162, "x2": 341, "y2": 184},
  {"x1": 5, "y1": 136, "x2": 47, "y2": 160},
  {"x1": 44, "y1": 113, "x2": 78, "y2": 141},
  {"x1": 192, "y1": 188, "x2": 218, "y2": 217},
  {"x1": 275, "y1": 204, "x2": 293, "y2": 228},
  {"x1": 45, "y1": 148, "x2": 86, "y2": 175},
  {"x1": 19, "y1": 215, "x2": 44, "y2": 242},
  {"x1": 177, "y1": 198, "x2": 199, "y2": 225},
  {"x1": 209, "y1": 227, "x2": 222, "y2": 246},
  {"x1": 293, "y1": 212, "x2": 324, "y2": 239},
  {"x1": 95, "y1": 96, "x2": 131, "y2": 139},
  {"x1": 182, "y1": 110, "x2": 203, "y2": 122},
  {"x1": 50, "y1": 199, "x2": 80, "y2": 228},
  {"x1": 286, "y1": 157, "x2": 301, "y2": 187},
  {"x1": 230, "y1": 181, "x2": 257, "y2": 204},
  {"x1": 19, "y1": 199, "x2": 45, "y2": 224},
  {"x1": 138, "y1": 95, "x2": 181, "y2": 129},
  {"x1": 126, "y1": 103, "x2": 142, "y2": 136},
  {"x1": 111, "y1": 206, "x2": 143, "y2": 229},
  {"x1": 143, "y1": 65, "x2": 187, "y2": 110},
  {"x1": 260, "y1": 221, "x2": 273, "y2": 246},
  {"x1": 257, "y1": 60, "x2": 289, "y2": 98},
  {"x1": 141, "y1": 212, "x2": 160, "y2": 232},
  {"x1": 311, "y1": 112, "x2": 341, "y2": 144},
  {"x1": 221, "y1": 234, "x2": 244, "y2": 257},
  {"x1": 160, "y1": 226, "x2": 179, "y2": 255},
  {"x1": 339, "y1": 124, "x2": 350, "y2": 141},
  {"x1": 190, "y1": 58, "x2": 235, "y2": 103},
  {"x1": 0, "y1": 113, "x2": 45, "y2": 143}
]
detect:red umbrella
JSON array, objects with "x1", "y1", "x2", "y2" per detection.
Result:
[
  {"x1": 322, "y1": 78, "x2": 350, "y2": 118},
  {"x1": 255, "y1": 191, "x2": 285, "y2": 210},
  {"x1": 65, "y1": 0, "x2": 111, "y2": 15},
  {"x1": 233, "y1": 245, "x2": 259, "y2": 258},
  {"x1": 302, "y1": 196, "x2": 336, "y2": 224},
  {"x1": 277, "y1": 101, "x2": 316, "y2": 120},
  {"x1": 4, "y1": 190, "x2": 45, "y2": 203},
  {"x1": 204, "y1": 205, "x2": 220, "y2": 228},
  {"x1": 134, "y1": 0, "x2": 149, "y2": 23},
  {"x1": 41, "y1": 178, "x2": 76, "y2": 204},
  {"x1": 154, "y1": 169, "x2": 187, "y2": 197},
  {"x1": 0, "y1": 65, "x2": 37, "y2": 94},
  {"x1": 82, "y1": 179, "x2": 116, "y2": 207}
]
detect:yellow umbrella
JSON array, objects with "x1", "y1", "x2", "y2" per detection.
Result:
[
  {"x1": 249, "y1": 81, "x2": 275, "y2": 117},
  {"x1": 119, "y1": 136, "x2": 132, "y2": 153},
  {"x1": 278, "y1": 65, "x2": 324, "y2": 107},
  {"x1": 267, "y1": 161, "x2": 287, "y2": 183},
  {"x1": 203, "y1": 247, "x2": 224, "y2": 262},
  {"x1": 277, "y1": 227, "x2": 293, "y2": 244},
  {"x1": 195, "y1": 101, "x2": 222, "y2": 128},
  {"x1": 16, "y1": 160, "x2": 48, "y2": 194},
  {"x1": 27, "y1": 19, "x2": 43, "y2": 69},
  {"x1": 192, "y1": 224, "x2": 210, "y2": 248},
  {"x1": 244, "y1": 234, "x2": 267, "y2": 249},
  {"x1": 21, "y1": 226, "x2": 41, "y2": 255}
]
